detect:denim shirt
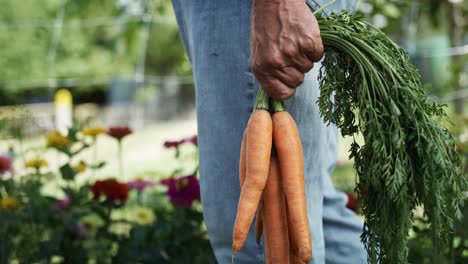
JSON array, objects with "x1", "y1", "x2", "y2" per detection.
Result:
[{"x1": 306, "y1": 0, "x2": 358, "y2": 14}]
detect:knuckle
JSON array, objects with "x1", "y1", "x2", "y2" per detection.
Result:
[
  {"x1": 276, "y1": 89, "x2": 293, "y2": 101},
  {"x1": 282, "y1": 45, "x2": 297, "y2": 57},
  {"x1": 266, "y1": 54, "x2": 283, "y2": 69},
  {"x1": 296, "y1": 74, "x2": 305, "y2": 86}
]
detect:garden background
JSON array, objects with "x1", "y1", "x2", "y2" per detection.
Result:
[{"x1": 0, "y1": 0, "x2": 467, "y2": 263}]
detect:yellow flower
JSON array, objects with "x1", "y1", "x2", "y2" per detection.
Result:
[
  {"x1": 0, "y1": 197, "x2": 20, "y2": 212},
  {"x1": 82, "y1": 126, "x2": 106, "y2": 138},
  {"x1": 134, "y1": 207, "x2": 155, "y2": 225},
  {"x1": 73, "y1": 161, "x2": 86, "y2": 173},
  {"x1": 26, "y1": 158, "x2": 48, "y2": 169},
  {"x1": 47, "y1": 131, "x2": 70, "y2": 148}
]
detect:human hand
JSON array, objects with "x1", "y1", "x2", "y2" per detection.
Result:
[{"x1": 251, "y1": 0, "x2": 324, "y2": 101}]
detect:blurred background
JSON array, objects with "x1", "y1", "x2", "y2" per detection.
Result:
[{"x1": 0, "y1": 0, "x2": 466, "y2": 263}]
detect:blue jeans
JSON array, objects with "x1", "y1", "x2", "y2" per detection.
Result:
[{"x1": 171, "y1": 1, "x2": 366, "y2": 263}]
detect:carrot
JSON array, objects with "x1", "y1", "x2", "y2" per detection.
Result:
[
  {"x1": 255, "y1": 198, "x2": 263, "y2": 244},
  {"x1": 239, "y1": 129, "x2": 264, "y2": 245},
  {"x1": 232, "y1": 89, "x2": 272, "y2": 254},
  {"x1": 271, "y1": 100, "x2": 311, "y2": 262},
  {"x1": 262, "y1": 154, "x2": 289, "y2": 263},
  {"x1": 286, "y1": 202, "x2": 306, "y2": 264},
  {"x1": 239, "y1": 129, "x2": 247, "y2": 187}
]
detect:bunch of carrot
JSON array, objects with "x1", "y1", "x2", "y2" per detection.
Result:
[{"x1": 232, "y1": 89, "x2": 311, "y2": 264}]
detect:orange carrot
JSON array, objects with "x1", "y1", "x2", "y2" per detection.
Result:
[
  {"x1": 255, "y1": 198, "x2": 263, "y2": 244},
  {"x1": 240, "y1": 129, "x2": 264, "y2": 245},
  {"x1": 286, "y1": 202, "x2": 306, "y2": 264},
  {"x1": 232, "y1": 108, "x2": 272, "y2": 254},
  {"x1": 239, "y1": 129, "x2": 247, "y2": 187},
  {"x1": 262, "y1": 154, "x2": 289, "y2": 263},
  {"x1": 272, "y1": 108, "x2": 311, "y2": 263}
]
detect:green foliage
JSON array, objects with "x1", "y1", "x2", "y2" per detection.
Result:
[
  {"x1": 0, "y1": 0, "x2": 190, "y2": 98},
  {"x1": 317, "y1": 12, "x2": 466, "y2": 264}
]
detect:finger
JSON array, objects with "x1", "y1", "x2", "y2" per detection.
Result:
[
  {"x1": 261, "y1": 76, "x2": 296, "y2": 101},
  {"x1": 272, "y1": 66, "x2": 305, "y2": 89},
  {"x1": 302, "y1": 39, "x2": 325, "y2": 62},
  {"x1": 289, "y1": 55, "x2": 314, "y2": 73}
]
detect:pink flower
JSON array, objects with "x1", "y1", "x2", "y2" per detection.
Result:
[
  {"x1": 336, "y1": 159, "x2": 345, "y2": 167},
  {"x1": 183, "y1": 135, "x2": 198, "y2": 145},
  {"x1": 127, "y1": 179, "x2": 155, "y2": 193},
  {"x1": 53, "y1": 197, "x2": 72, "y2": 212},
  {"x1": 0, "y1": 155, "x2": 13, "y2": 176},
  {"x1": 160, "y1": 175, "x2": 200, "y2": 208}
]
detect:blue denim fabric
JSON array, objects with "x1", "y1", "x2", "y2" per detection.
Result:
[{"x1": 171, "y1": 1, "x2": 365, "y2": 263}]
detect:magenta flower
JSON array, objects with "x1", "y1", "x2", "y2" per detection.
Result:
[
  {"x1": 163, "y1": 140, "x2": 183, "y2": 148},
  {"x1": 163, "y1": 135, "x2": 198, "y2": 149},
  {"x1": 0, "y1": 155, "x2": 13, "y2": 176},
  {"x1": 160, "y1": 175, "x2": 200, "y2": 208},
  {"x1": 127, "y1": 179, "x2": 155, "y2": 193},
  {"x1": 53, "y1": 197, "x2": 72, "y2": 212}
]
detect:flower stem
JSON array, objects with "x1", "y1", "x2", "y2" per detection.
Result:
[{"x1": 118, "y1": 140, "x2": 124, "y2": 180}]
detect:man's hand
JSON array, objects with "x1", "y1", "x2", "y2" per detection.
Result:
[{"x1": 251, "y1": 0, "x2": 324, "y2": 101}]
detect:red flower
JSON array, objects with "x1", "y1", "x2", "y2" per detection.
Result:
[
  {"x1": 0, "y1": 155, "x2": 13, "y2": 176},
  {"x1": 346, "y1": 192, "x2": 359, "y2": 213},
  {"x1": 92, "y1": 179, "x2": 129, "y2": 204},
  {"x1": 106, "y1": 126, "x2": 133, "y2": 141},
  {"x1": 160, "y1": 175, "x2": 200, "y2": 207}
]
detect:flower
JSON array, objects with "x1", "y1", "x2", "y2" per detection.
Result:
[
  {"x1": 0, "y1": 155, "x2": 13, "y2": 176},
  {"x1": 127, "y1": 179, "x2": 154, "y2": 193},
  {"x1": 46, "y1": 131, "x2": 71, "y2": 149},
  {"x1": 25, "y1": 158, "x2": 48, "y2": 170},
  {"x1": 346, "y1": 192, "x2": 359, "y2": 213},
  {"x1": 163, "y1": 135, "x2": 198, "y2": 149},
  {"x1": 92, "y1": 179, "x2": 129, "y2": 204},
  {"x1": 53, "y1": 197, "x2": 72, "y2": 212},
  {"x1": 160, "y1": 175, "x2": 200, "y2": 207},
  {"x1": 336, "y1": 159, "x2": 346, "y2": 167},
  {"x1": 134, "y1": 207, "x2": 155, "y2": 225},
  {"x1": 0, "y1": 197, "x2": 20, "y2": 212},
  {"x1": 75, "y1": 222, "x2": 89, "y2": 240},
  {"x1": 106, "y1": 126, "x2": 133, "y2": 141},
  {"x1": 73, "y1": 161, "x2": 86, "y2": 173},
  {"x1": 163, "y1": 140, "x2": 183, "y2": 148},
  {"x1": 183, "y1": 135, "x2": 198, "y2": 145},
  {"x1": 82, "y1": 126, "x2": 106, "y2": 138}
]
